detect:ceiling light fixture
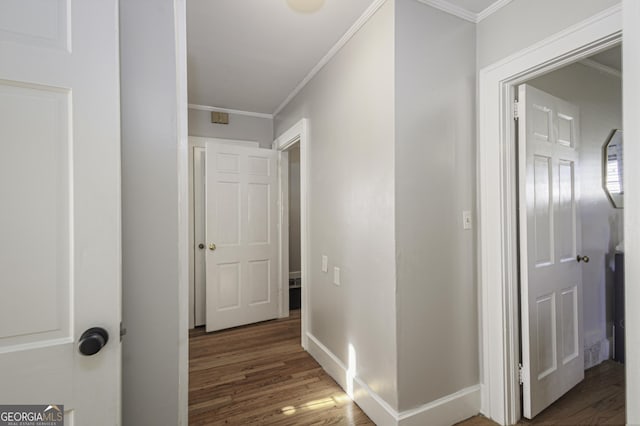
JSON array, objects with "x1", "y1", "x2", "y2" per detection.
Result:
[{"x1": 286, "y1": 0, "x2": 325, "y2": 14}]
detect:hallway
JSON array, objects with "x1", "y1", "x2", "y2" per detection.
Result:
[{"x1": 189, "y1": 311, "x2": 374, "y2": 425}]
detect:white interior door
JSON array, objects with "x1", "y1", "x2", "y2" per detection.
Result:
[
  {"x1": 0, "y1": 1, "x2": 121, "y2": 424},
  {"x1": 519, "y1": 84, "x2": 584, "y2": 419},
  {"x1": 205, "y1": 143, "x2": 279, "y2": 332}
]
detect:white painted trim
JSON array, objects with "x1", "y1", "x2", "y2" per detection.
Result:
[
  {"x1": 306, "y1": 332, "x2": 481, "y2": 426},
  {"x1": 397, "y1": 385, "x2": 481, "y2": 426},
  {"x1": 416, "y1": 0, "x2": 512, "y2": 23},
  {"x1": 188, "y1": 103, "x2": 273, "y2": 120},
  {"x1": 174, "y1": 0, "x2": 189, "y2": 424},
  {"x1": 273, "y1": 0, "x2": 387, "y2": 116},
  {"x1": 579, "y1": 58, "x2": 622, "y2": 79},
  {"x1": 274, "y1": 119, "x2": 310, "y2": 349},
  {"x1": 289, "y1": 271, "x2": 301, "y2": 280},
  {"x1": 476, "y1": 0, "x2": 513, "y2": 22},
  {"x1": 415, "y1": 0, "x2": 476, "y2": 22},
  {"x1": 478, "y1": 5, "x2": 622, "y2": 425}
]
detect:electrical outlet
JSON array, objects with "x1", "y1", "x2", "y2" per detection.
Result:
[
  {"x1": 333, "y1": 267, "x2": 341, "y2": 286},
  {"x1": 321, "y1": 255, "x2": 328, "y2": 272}
]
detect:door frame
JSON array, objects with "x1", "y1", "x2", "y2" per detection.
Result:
[
  {"x1": 274, "y1": 119, "x2": 310, "y2": 349},
  {"x1": 477, "y1": 5, "x2": 622, "y2": 425}
]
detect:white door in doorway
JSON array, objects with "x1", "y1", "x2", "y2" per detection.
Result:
[
  {"x1": 519, "y1": 84, "x2": 585, "y2": 418},
  {"x1": 0, "y1": 1, "x2": 121, "y2": 424},
  {"x1": 205, "y1": 143, "x2": 280, "y2": 332}
]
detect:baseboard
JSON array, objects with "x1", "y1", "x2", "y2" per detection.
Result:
[
  {"x1": 584, "y1": 332, "x2": 612, "y2": 369},
  {"x1": 305, "y1": 332, "x2": 481, "y2": 426},
  {"x1": 289, "y1": 271, "x2": 301, "y2": 280},
  {"x1": 397, "y1": 385, "x2": 481, "y2": 426}
]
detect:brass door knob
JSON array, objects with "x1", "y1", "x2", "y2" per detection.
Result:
[
  {"x1": 209, "y1": 243, "x2": 217, "y2": 251},
  {"x1": 576, "y1": 255, "x2": 590, "y2": 263}
]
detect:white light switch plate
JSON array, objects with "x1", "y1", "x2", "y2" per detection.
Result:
[
  {"x1": 463, "y1": 211, "x2": 472, "y2": 230},
  {"x1": 333, "y1": 267, "x2": 341, "y2": 286},
  {"x1": 321, "y1": 255, "x2": 328, "y2": 272}
]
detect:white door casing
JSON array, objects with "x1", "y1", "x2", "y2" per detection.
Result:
[
  {"x1": 205, "y1": 143, "x2": 280, "y2": 332},
  {"x1": 0, "y1": 1, "x2": 121, "y2": 424},
  {"x1": 519, "y1": 84, "x2": 584, "y2": 418}
]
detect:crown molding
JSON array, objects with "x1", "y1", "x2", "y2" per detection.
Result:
[
  {"x1": 188, "y1": 104, "x2": 273, "y2": 120},
  {"x1": 580, "y1": 58, "x2": 622, "y2": 79},
  {"x1": 476, "y1": 0, "x2": 513, "y2": 22},
  {"x1": 273, "y1": 0, "x2": 512, "y2": 117},
  {"x1": 273, "y1": 0, "x2": 387, "y2": 116},
  {"x1": 417, "y1": 0, "x2": 513, "y2": 23},
  {"x1": 415, "y1": 0, "x2": 476, "y2": 22}
]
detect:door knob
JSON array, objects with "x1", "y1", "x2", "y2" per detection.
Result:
[
  {"x1": 78, "y1": 327, "x2": 109, "y2": 356},
  {"x1": 209, "y1": 243, "x2": 216, "y2": 251},
  {"x1": 576, "y1": 255, "x2": 590, "y2": 263},
  {"x1": 198, "y1": 243, "x2": 205, "y2": 250}
]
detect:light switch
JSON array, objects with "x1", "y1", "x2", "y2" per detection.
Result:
[
  {"x1": 463, "y1": 211, "x2": 472, "y2": 230},
  {"x1": 333, "y1": 267, "x2": 341, "y2": 286},
  {"x1": 321, "y1": 255, "x2": 328, "y2": 272}
]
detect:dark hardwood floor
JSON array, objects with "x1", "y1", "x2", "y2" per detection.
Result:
[
  {"x1": 190, "y1": 313, "x2": 624, "y2": 425},
  {"x1": 457, "y1": 361, "x2": 625, "y2": 425},
  {"x1": 189, "y1": 310, "x2": 374, "y2": 425}
]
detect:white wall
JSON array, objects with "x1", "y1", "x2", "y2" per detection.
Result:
[
  {"x1": 527, "y1": 62, "x2": 622, "y2": 368},
  {"x1": 624, "y1": 0, "x2": 640, "y2": 423},
  {"x1": 395, "y1": 0, "x2": 478, "y2": 411},
  {"x1": 275, "y1": 0, "x2": 399, "y2": 409},
  {"x1": 120, "y1": 0, "x2": 186, "y2": 424},
  {"x1": 188, "y1": 108, "x2": 273, "y2": 148},
  {"x1": 289, "y1": 146, "x2": 301, "y2": 273},
  {"x1": 476, "y1": 0, "x2": 620, "y2": 70}
]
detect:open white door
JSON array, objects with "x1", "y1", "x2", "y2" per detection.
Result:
[
  {"x1": 0, "y1": 1, "x2": 121, "y2": 424},
  {"x1": 519, "y1": 84, "x2": 585, "y2": 418},
  {"x1": 205, "y1": 143, "x2": 279, "y2": 332}
]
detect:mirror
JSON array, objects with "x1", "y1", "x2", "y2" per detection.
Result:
[{"x1": 603, "y1": 129, "x2": 623, "y2": 208}]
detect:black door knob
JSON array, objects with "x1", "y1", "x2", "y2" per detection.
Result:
[
  {"x1": 198, "y1": 243, "x2": 205, "y2": 249},
  {"x1": 78, "y1": 327, "x2": 109, "y2": 356}
]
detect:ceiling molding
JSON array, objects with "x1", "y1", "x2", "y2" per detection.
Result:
[
  {"x1": 273, "y1": 0, "x2": 512, "y2": 117},
  {"x1": 188, "y1": 104, "x2": 273, "y2": 120},
  {"x1": 416, "y1": 0, "x2": 512, "y2": 23},
  {"x1": 579, "y1": 58, "x2": 622, "y2": 79},
  {"x1": 415, "y1": 0, "x2": 476, "y2": 23},
  {"x1": 273, "y1": 0, "x2": 387, "y2": 117},
  {"x1": 476, "y1": 0, "x2": 513, "y2": 22}
]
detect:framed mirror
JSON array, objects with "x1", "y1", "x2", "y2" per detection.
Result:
[{"x1": 603, "y1": 129, "x2": 623, "y2": 208}]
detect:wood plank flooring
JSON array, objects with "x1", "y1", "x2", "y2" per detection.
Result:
[
  {"x1": 457, "y1": 360, "x2": 625, "y2": 425},
  {"x1": 189, "y1": 310, "x2": 374, "y2": 425},
  {"x1": 191, "y1": 312, "x2": 624, "y2": 425}
]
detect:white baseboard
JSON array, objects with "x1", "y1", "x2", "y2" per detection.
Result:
[
  {"x1": 306, "y1": 332, "x2": 481, "y2": 426},
  {"x1": 289, "y1": 271, "x2": 301, "y2": 280}
]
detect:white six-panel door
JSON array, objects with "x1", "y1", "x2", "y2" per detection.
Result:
[
  {"x1": 0, "y1": 1, "x2": 121, "y2": 424},
  {"x1": 205, "y1": 143, "x2": 279, "y2": 332},
  {"x1": 519, "y1": 84, "x2": 584, "y2": 419}
]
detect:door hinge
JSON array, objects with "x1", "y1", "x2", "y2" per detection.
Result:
[
  {"x1": 518, "y1": 363, "x2": 524, "y2": 385},
  {"x1": 513, "y1": 100, "x2": 520, "y2": 120},
  {"x1": 120, "y1": 321, "x2": 127, "y2": 342}
]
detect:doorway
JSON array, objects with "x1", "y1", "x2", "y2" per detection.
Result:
[
  {"x1": 477, "y1": 8, "x2": 623, "y2": 424},
  {"x1": 516, "y1": 44, "x2": 624, "y2": 421}
]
